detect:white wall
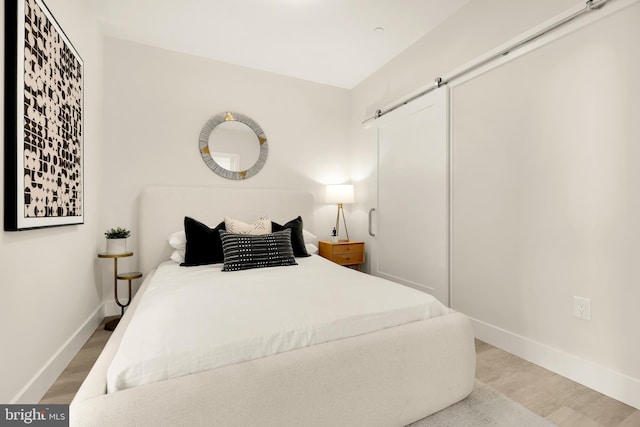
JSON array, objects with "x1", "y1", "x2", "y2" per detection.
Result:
[
  {"x1": 350, "y1": 0, "x2": 640, "y2": 408},
  {"x1": 349, "y1": 0, "x2": 578, "y2": 263},
  {"x1": 0, "y1": 0, "x2": 104, "y2": 403},
  {"x1": 99, "y1": 38, "x2": 351, "y2": 296},
  {"x1": 450, "y1": 2, "x2": 640, "y2": 407}
]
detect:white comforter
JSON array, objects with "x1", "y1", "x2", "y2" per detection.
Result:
[{"x1": 107, "y1": 255, "x2": 450, "y2": 393}]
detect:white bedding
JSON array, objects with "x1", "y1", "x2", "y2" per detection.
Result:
[{"x1": 107, "y1": 255, "x2": 450, "y2": 393}]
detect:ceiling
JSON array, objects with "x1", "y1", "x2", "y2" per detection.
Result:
[{"x1": 89, "y1": 0, "x2": 470, "y2": 89}]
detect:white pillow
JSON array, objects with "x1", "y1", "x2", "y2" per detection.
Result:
[
  {"x1": 303, "y1": 229, "x2": 318, "y2": 244},
  {"x1": 224, "y1": 216, "x2": 271, "y2": 235},
  {"x1": 170, "y1": 249, "x2": 185, "y2": 263},
  {"x1": 305, "y1": 243, "x2": 318, "y2": 255},
  {"x1": 168, "y1": 230, "x2": 187, "y2": 250},
  {"x1": 168, "y1": 231, "x2": 187, "y2": 262}
]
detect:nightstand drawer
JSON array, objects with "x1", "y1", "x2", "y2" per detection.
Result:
[
  {"x1": 318, "y1": 241, "x2": 365, "y2": 270},
  {"x1": 332, "y1": 243, "x2": 364, "y2": 255},
  {"x1": 332, "y1": 253, "x2": 365, "y2": 265}
]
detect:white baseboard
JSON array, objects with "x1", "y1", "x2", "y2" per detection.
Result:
[
  {"x1": 11, "y1": 304, "x2": 105, "y2": 404},
  {"x1": 471, "y1": 317, "x2": 640, "y2": 410}
]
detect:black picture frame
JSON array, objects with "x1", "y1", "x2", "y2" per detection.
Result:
[{"x1": 4, "y1": 0, "x2": 84, "y2": 231}]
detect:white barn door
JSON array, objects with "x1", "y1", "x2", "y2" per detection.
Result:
[{"x1": 371, "y1": 87, "x2": 449, "y2": 305}]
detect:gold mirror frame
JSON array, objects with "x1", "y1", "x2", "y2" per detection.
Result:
[{"x1": 199, "y1": 112, "x2": 268, "y2": 180}]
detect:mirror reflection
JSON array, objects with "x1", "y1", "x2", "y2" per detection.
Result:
[{"x1": 208, "y1": 121, "x2": 260, "y2": 172}]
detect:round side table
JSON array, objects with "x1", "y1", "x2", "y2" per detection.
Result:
[{"x1": 98, "y1": 252, "x2": 142, "y2": 331}]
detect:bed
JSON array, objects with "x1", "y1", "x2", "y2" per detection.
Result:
[{"x1": 70, "y1": 186, "x2": 475, "y2": 427}]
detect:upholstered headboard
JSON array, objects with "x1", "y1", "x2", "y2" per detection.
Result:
[{"x1": 138, "y1": 186, "x2": 316, "y2": 275}]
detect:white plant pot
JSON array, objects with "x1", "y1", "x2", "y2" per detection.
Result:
[{"x1": 106, "y1": 238, "x2": 127, "y2": 255}]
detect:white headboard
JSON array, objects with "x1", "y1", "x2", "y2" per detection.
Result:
[{"x1": 138, "y1": 186, "x2": 315, "y2": 275}]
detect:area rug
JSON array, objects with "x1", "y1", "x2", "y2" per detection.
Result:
[{"x1": 408, "y1": 380, "x2": 557, "y2": 427}]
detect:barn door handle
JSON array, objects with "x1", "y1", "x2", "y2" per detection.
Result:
[{"x1": 368, "y1": 208, "x2": 376, "y2": 237}]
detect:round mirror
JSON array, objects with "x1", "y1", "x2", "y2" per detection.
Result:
[{"x1": 199, "y1": 112, "x2": 268, "y2": 180}]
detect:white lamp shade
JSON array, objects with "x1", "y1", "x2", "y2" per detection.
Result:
[{"x1": 325, "y1": 184, "x2": 354, "y2": 204}]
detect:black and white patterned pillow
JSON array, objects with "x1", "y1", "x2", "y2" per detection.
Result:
[{"x1": 219, "y1": 229, "x2": 298, "y2": 272}]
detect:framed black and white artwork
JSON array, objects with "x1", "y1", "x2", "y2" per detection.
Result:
[{"x1": 4, "y1": 0, "x2": 84, "y2": 231}]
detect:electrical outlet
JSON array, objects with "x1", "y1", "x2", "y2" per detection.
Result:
[{"x1": 573, "y1": 296, "x2": 591, "y2": 320}]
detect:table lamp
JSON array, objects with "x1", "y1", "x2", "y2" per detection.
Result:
[{"x1": 325, "y1": 184, "x2": 354, "y2": 241}]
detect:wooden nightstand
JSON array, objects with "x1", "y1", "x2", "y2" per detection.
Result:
[{"x1": 318, "y1": 241, "x2": 365, "y2": 271}]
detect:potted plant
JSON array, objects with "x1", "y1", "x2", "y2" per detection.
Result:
[{"x1": 104, "y1": 227, "x2": 131, "y2": 254}]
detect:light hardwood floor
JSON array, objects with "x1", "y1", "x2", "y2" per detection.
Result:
[
  {"x1": 41, "y1": 317, "x2": 640, "y2": 426},
  {"x1": 474, "y1": 340, "x2": 640, "y2": 427},
  {"x1": 39, "y1": 317, "x2": 114, "y2": 405}
]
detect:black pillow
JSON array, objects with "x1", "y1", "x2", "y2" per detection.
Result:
[
  {"x1": 181, "y1": 217, "x2": 226, "y2": 266},
  {"x1": 219, "y1": 229, "x2": 298, "y2": 272},
  {"x1": 271, "y1": 216, "x2": 310, "y2": 257}
]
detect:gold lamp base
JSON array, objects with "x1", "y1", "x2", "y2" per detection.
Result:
[{"x1": 334, "y1": 203, "x2": 350, "y2": 242}]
